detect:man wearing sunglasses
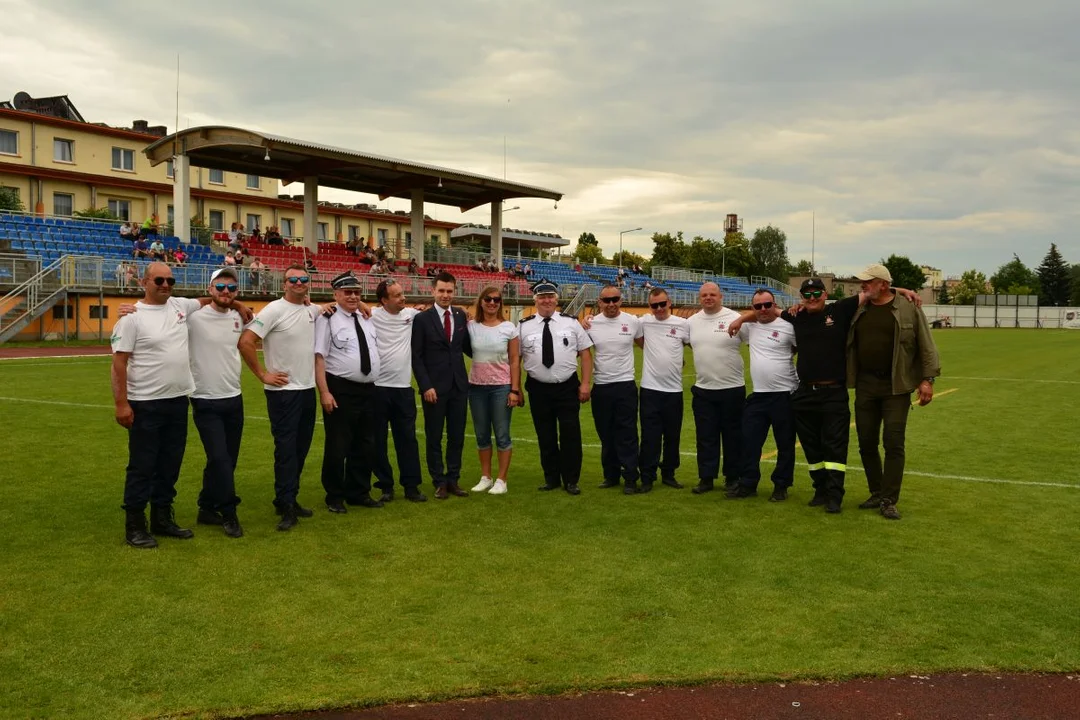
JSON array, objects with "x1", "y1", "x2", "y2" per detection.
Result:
[
  {"x1": 686, "y1": 282, "x2": 746, "y2": 496},
  {"x1": 638, "y1": 287, "x2": 692, "y2": 493},
  {"x1": 586, "y1": 284, "x2": 644, "y2": 494},
  {"x1": 239, "y1": 263, "x2": 322, "y2": 531}
]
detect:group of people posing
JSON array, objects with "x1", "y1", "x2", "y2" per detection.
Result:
[{"x1": 110, "y1": 260, "x2": 939, "y2": 549}]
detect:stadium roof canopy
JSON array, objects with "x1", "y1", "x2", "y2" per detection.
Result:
[{"x1": 143, "y1": 126, "x2": 563, "y2": 211}]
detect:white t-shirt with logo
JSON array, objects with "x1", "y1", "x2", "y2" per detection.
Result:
[
  {"x1": 640, "y1": 314, "x2": 690, "y2": 393},
  {"x1": 111, "y1": 297, "x2": 201, "y2": 401},
  {"x1": 687, "y1": 307, "x2": 746, "y2": 390},
  {"x1": 588, "y1": 312, "x2": 642, "y2": 385},
  {"x1": 744, "y1": 320, "x2": 799, "y2": 393},
  {"x1": 249, "y1": 298, "x2": 321, "y2": 391},
  {"x1": 371, "y1": 306, "x2": 419, "y2": 388},
  {"x1": 187, "y1": 304, "x2": 245, "y2": 400}
]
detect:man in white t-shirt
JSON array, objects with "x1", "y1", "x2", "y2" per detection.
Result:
[
  {"x1": 370, "y1": 279, "x2": 427, "y2": 502},
  {"x1": 686, "y1": 282, "x2": 746, "y2": 495},
  {"x1": 638, "y1": 287, "x2": 690, "y2": 492},
  {"x1": 729, "y1": 288, "x2": 799, "y2": 502},
  {"x1": 239, "y1": 263, "x2": 322, "y2": 531},
  {"x1": 187, "y1": 267, "x2": 247, "y2": 538},
  {"x1": 111, "y1": 262, "x2": 201, "y2": 548},
  {"x1": 587, "y1": 284, "x2": 644, "y2": 494}
]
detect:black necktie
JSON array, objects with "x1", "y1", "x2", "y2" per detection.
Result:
[
  {"x1": 542, "y1": 317, "x2": 555, "y2": 368},
  {"x1": 353, "y1": 313, "x2": 371, "y2": 375}
]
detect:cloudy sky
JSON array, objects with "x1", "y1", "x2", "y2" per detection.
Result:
[{"x1": 3, "y1": 0, "x2": 1078, "y2": 276}]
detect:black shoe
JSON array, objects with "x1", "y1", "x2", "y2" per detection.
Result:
[
  {"x1": 858, "y1": 496, "x2": 882, "y2": 510},
  {"x1": 538, "y1": 482, "x2": 561, "y2": 491},
  {"x1": 355, "y1": 496, "x2": 384, "y2": 509},
  {"x1": 638, "y1": 482, "x2": 653, "y2": 494},
  {"x1": 221, "y1": 515, "x2": 244, "y2": 538},
  {"x1": 327, "y1": 501, "x2": 348, "y2": 514},
  {"x1": 724, "y1": 479, "x2": 739, "y2": 492},
  {"x1": 598, "y1": 479, "x2": 621, "y2": 489},
  {"x1": 726, "y1": 486, "x2": 757, "y2": 499},
  {"x1": 378, "y1": 490, "x2": 395, "y2": 503},
  {"x1": 661, "y1": 477, "x2": 684, "y2": 489},
  {"x1": 405, "y1": 490, "x2": 427, "y2": 503},
  {"x1": 623, "y1": 483, "x2": 639, "y2": 495},
  {"x1": 691, "y1": 481, "x2": 714, "y2": 495},
  {"x1": 196, "y1": 508, "x2": 224, "y2": 526},
  {"x1": 149, "y1": 506, "x2": 195, "y2": 539},
  {"x1": 276, "y1": 502, "x2": 314, "y2": 518},
  {"x1": 276, "y1": 508, "x2": 299, "y2": 531},
  {"x1": 825, "y1": 499, "x2": 842, "y2": 514},
  {"x1": 769, "y1": 488, "x2": 788, "y2": 502},
  {"x1": 880, "y1": 502, "x2": 901, "y2": 520},
  {"x1": 808, "y1": 493, "x2": 827, "y2": 507},
  {"x1": 124, "y1": 510, "x2": 157, "y2": 549},
  {"x1": 565, "y1": 484, "x2": 581, "y2": 496}
]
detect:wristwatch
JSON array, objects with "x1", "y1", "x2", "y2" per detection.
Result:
[{"x1": 922, "y1": 377, "x2": 935, "y2": 385}]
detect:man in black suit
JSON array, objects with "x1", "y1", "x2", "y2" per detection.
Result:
[{"x1": 411, "y1": 271, "x2": 473, "y2": 499}]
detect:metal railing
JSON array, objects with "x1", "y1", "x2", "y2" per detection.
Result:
[
  {"x1": 0, "y1": 256, "x2": 73, "y2": 343},
  {"x1": 561, "y1": 283, "x2": 599, "y2": 317}
]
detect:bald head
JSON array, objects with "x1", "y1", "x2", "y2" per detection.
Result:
[
  {"x1": 699, "y1": 282, "x2": 722, "y2": 313},
  {"x1": 143, "y1": 261, "x2": 171, "y2": 280}
]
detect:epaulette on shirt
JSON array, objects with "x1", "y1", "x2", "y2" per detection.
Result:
[
  {"x1": 559, "y1": 312, "x2": 577, "y2": 319},
  {"x1": 520, "y1": 315, "x2": 536, "y2": 323}
]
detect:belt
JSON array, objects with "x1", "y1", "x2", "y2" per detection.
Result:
[{"x1": 802, "y1": 381, "x2": 841, "y2": 390}]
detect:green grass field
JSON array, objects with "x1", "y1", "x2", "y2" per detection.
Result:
[{"x1": 0, "y1": 330, "x2": 1077, "y2": 719}]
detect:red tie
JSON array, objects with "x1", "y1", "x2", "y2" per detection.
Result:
[{"x1": 443, "y1": 309, "x2": 452, "y2": 342}]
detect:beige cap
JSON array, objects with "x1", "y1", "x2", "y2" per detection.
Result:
[{"x1": 855, "y1": 263, "x2": 892, "y2": 283}]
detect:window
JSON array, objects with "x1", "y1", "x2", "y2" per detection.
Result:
[
  {"x1": 166, "y1": 160, "x2": 174, "y2": 178},
  {"x1": 111, "y1": 147, "x2": 135, "y2": 171},
  {"x1": 53, "y1": 193, "x2": 74, "y2": 217},
  {"x1": 246, "y1": 175, "x2": 260, "y2": 190},
  {"x1": 348, "y1": 225, "x2": 361, "y2": 241},
  {"x1": 405, "y1": 231, "x2": 412, "y2": 241},
  {"x1": 0, "y1": 129, "x2": 17, "y2": 155},
  {"x1": 107, "y1": 199, "x2": 131, "y2": 221},
  {"x1": 377, "y1": 228, "x2": 388, "y2": 246},
  {"x1": 54, "y1": 138, "x2": 74, "y2": 163},
  {"x1": 208, "y1": 169, "x2": 224, "y2": 184},
  {"x1": 246, "y1": 214, "x2": 261, "y2": 231},
  {"x1": 52, "y1": 305, "x2": 75, "y2": 319},
  {"x1": 89, "y1": 305, "x2": 109, "y2": 320},
  {"x1": 167, "y1": 205, "x2": 174, "y2": 225},
  {"x1": 280, "y1": 218, "x2": 294, "y2": 236},
  {"x1": 430, "y1": 234, "x2": 439, "y2": 244},
  {"x1": 317, "y1": 222, "x2": 328, "y2": 240},
  {"x1": 208, "y1": 210, "x2": 225, "y2": 231}
]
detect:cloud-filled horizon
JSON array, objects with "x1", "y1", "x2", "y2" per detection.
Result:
[{"x1": 3, "y1": 0, "x2": 1078, "y2": 278}]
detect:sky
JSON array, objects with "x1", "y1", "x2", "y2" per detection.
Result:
[{"x1": 2, "y1": 0, "x2": 1078, "y2": 277}]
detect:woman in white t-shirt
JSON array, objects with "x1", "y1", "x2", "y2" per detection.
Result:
[{"x1": 466, "y1": 285, "x2": 521, "y2": 495}]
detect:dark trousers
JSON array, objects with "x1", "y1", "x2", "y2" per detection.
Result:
[
  {"x1": 421, "y1": 387, "x2": 467, "y2": 487},
  {"x1": 739, "y1": 391, "x2": 796, "y2": 490},
  {"x1": 265, "y1": 388, "x2": 316, "y2": 509},
  {"x1": 639, "y1": 388, "x2": 684, "y2": 482},
  {"x1": 592, "y1": 381, "x2": 640, "y2": 483},
  {"x1": 526, "y1": 375, "x2": 583, "y2": 487},
  {"x1": 691, "y1": 385, "x2": 745, "y2": 484},
  {"x1": 854, "y1": 375, "x2": 912, "y2": 504},
  {"x1": 190, "y1": 395, "x2": 243, "y2": 515},
  {"x1": 321, "y1": 374, "x2": 377, "y2": 504},
  {"x1": 371, "y1": 386, "x2": 423, "y2": 492},
  {"x1": 122, "y1": 396, "x2": 189, "y2": 512},
  {"x1": 791, "y1": 384, "x2": 850, "y2": 502}
]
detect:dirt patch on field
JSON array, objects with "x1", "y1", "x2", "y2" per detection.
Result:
[{"x1": 249, "y1": 673, "x2": 1080, "y2": 719}]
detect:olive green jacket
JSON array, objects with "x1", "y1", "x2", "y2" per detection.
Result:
[{"x1": 846, "y1": 297, "x2": 940, "y2": 393}]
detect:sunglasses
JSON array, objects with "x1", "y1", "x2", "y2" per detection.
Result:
[
  {"x1": 340, "y1": 289, "x2": 362, "y2": 296},
  {"x1": 482, "y1": 296, "x2": 502, "y2": 304},
  {"x1": 649, "y1": 301, "x2": 669, "y2": 309},
  {"x1": 801, "y1": 290, "x2": 824, "y2": 299},
  {"x1": 752, "y1": 301, "x2": 774, "y2": 310},
  {"x1": 286, "y1": 276, "x2": 311, "y2": 284},
  {"x1": 599, "y1": 296, "x2": 621, "y2": 304},
  {"x1": 152, "y1": 276, "x2": 176, "y2": 286},
  {"x1": 214, "y1": 283, "x2": 239, "y2": 292}
]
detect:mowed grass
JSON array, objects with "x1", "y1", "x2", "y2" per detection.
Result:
[{"x1": 0, "y1": 330, "x2": 1077, "y2": 719}]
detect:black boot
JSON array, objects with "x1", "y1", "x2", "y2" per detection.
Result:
[
  {"x1": 150, "y1": 505, "x2": 195, "y2": 539},
  {"x1": 221, "y1": 513, "x2": 244, "y2": 538},
  {"x1": 125, "y1": 509, "x2": 157, "y2": 549},
  {"x1": 276, "y1": 506, "x2": 299, "y2": 532}
]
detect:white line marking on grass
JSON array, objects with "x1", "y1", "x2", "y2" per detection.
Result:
[
  {"x1": 949, "y1": 375, "x2": 1080, "y2": 385},
  {"x1": 0, "y1": 359, "x2": 112, "y2": 366},
  {"x1": 1, "y1": 396, "x2": 1076, "y2": 490}
]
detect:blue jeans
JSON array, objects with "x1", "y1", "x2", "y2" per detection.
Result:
[{"x1": 469, "y1": 384, "x2": 513, "y2": 451}]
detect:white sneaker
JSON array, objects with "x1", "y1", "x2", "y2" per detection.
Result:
[
  {"x1": 472, "y1": 476, "x2": 494, "y2": 492},
  {"x1": 488, "y1": 479, "x2": 508, "y2": 495}
]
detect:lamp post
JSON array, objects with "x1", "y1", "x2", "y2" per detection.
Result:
[{"x1": 618, "y1": 227, "x2": 642, "y2": 267}]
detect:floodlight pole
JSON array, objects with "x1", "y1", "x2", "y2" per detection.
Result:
[{"x1": 619, "y1": 227, "x2": 642, "y2": 266}]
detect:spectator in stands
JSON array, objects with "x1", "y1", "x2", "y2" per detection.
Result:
[
  {"x1": 304, "y1": 255, "x2": 317, "y2": 274},
  {"x1": 348, "y1": 236, "x2": 362, "y2": 255},
  {"x1": 523, "y1": 262, "x2": 532, "y2": 278},
  {"x1": 228, "y1": 223, "x2": 242, "y2": 251},
  {"x1": 234, "y1": 247, "x2": 245, "y2": 266},
  {"x1": 124, "y1": 262, "x2": 139, "y2": 290},
  {"x1": 115, "y1": 261, "x2": 128, "y2": 290},
  {"x1": 173, "y1": 248, "x2": 186, "y2": 265},
  {"x1": 408, "y1": 258, "x2": 419, "y2": 275},
  {"x1": 633, "y1": 263, "x2": 643, "y2": 274},
  {"x1": 360, "y1": 246, "x2": 376, "y2": 265},
  {"x1": 133, "y1": 237, "x2": 150, "y2": 259},
  {"x1": 375, "y1": 245, "x2": 388, "y2": 262},
  {"x1": 150, "y1": 238, "x2": 166, "y2": 260},
  {"x1": 266, "y1": 226, "x2": 284, "y2": 246},
  {"x1": 141, "y1": 216, "x2": 158, "y2": 239},
  {"x1": 644, "y1": 280, "x2": 654, "y2": 290},
  {"x1": 513, "y1": 262, "x2": 525, "y2": 278},
  {"x1": 475, "y1": 256, "x2": 487, "y2": 272},
  {"x1": 370, "y1": 259, "x2": 389, "y2": 276},
  {"x1": 425, "y1": 265, "x2": 439, "y2": 279},
  {"x1": 224, "y1": 251, "x2": 237, "y2": 267},
  {"x1": 251, "y1": 226, "x2": 262, "y2": 242},
  {"x1": 249, "y1": 257, "x2": 265, "y2": 292},
  {"x1": 119, "y1": 222, "x2": 134, "y2": 241},
  {"x1": 617, "y1": 267, "x2": 627, "y2": 281}
]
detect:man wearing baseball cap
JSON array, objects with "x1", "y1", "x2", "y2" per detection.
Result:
[{"x1": 848, "y1": 264, "x2": 940, "y2": 520}]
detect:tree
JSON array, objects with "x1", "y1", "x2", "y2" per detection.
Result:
[
  {"x1": 611, "y1": 250, "x2": 647, "y2": 269},
  {"x1": 881, "y1": 254, "x2": 926, "y2": 291},
  {"x1": 1070, "y1": 264, "x2": 1080, "y2": 306},
  {"x1": 789, "y1": 258, "x2": 815, "y2": 276},
  {"x1": 571, "y1": 241, "x2": 605, "y2": 264},
  {"x1": 1036, "y1": 243, "x2": 1071, "y2": 306},
  {"x1": 650, "y1": 231, "x2": 686, "y2": 268},
  {"x1": 952, "y1": 269, "x2": 988, "y2": 305},
  {"x1": 721, "y1": 232, "x2": 755, "y2": 277},
  {"x1": 990, "y1": 254, "x2": 1038, "y2": 295},
  {"x1": 937, "y1": 282, "x2": 951, "y2": 304},
  {"x1": 74, "y1": 206, "x2": 120, "y2": 220},
  {"x1": 0, "y1": 187, "x2": 24, "y2": 213},
  {"x1": 749, "y1": 225, "x2": 790, "y2": 282},
  {"x1": 828, "y1": 285, "x2": 846, "y2": 301},
  {"x1": 577, "y1": 232, "x2": 598, "y2": 247},
  {"x1": 685, "y1": 236, "x2": 725, "y2": 273}
]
